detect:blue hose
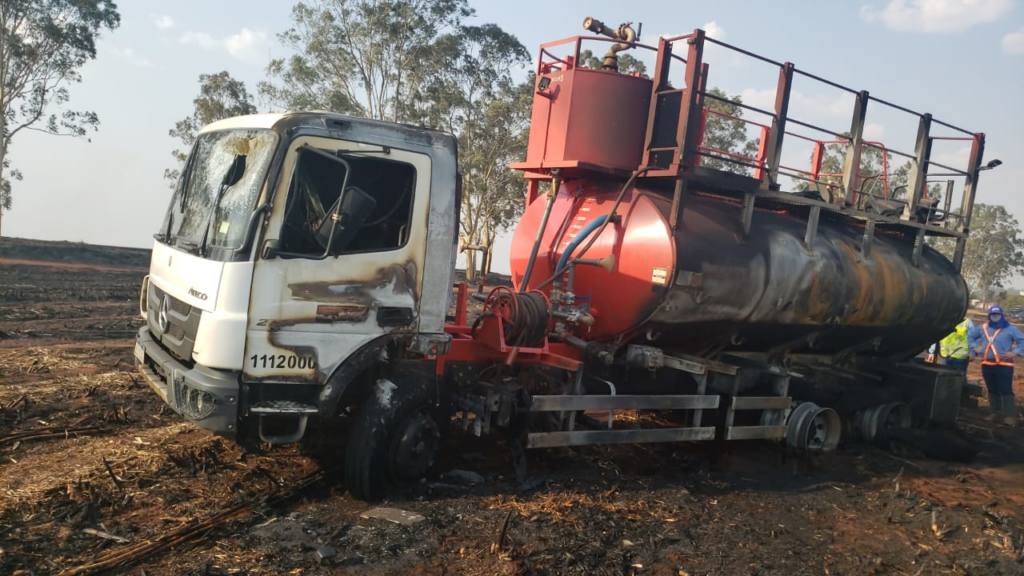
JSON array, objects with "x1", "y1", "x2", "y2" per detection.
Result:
[{"x1": 553, "y1": 214, "x2": 609, "y2": 278}]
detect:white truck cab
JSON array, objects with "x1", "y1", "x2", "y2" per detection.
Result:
[{"x1": 135, "y1": 112, "x2": 459, "y2": 445}]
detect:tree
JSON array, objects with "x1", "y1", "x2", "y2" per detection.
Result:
[
  {"x1": 0, "y1": 0, "x2": 120, "y2": 235},
  {"x1": 259, "y1": 0, "x2": 471, "y2": 121},
  {"x1": 578, "y1": 49, "x2": 647, "y2": 77},
  {"x1": 935, "y1": 204, "x2": 1024, "y2": 302},
  {"x1": 700, "y1": 88, "x2": 759, "y2": 174},
  {"x1": 456, "y1": 79, "x2": 532, "y2": 277},
  {"x1": 165, "y1": 71, "x2": 257, "y2": 188}
]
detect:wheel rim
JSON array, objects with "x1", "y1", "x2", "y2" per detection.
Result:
[
  {"x1": 787, "y1": 402, "x2": 841, "y2": 452},
  {"x1": 861, "y1": 402, "x2": 910, "y2": 443},
  {"x1": 807, "y1": 411, "x2": 830, "y2": 450},
  {"x1": 881, "y1": 402, "x2": 910, "y2": 434},
  {"x1": 390, "y1": 409, "x2": 441, "y2": 481}
]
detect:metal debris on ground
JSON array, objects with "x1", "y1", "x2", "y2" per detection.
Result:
[
  {"x1": 81, "y1": 527, "x2": 130, "y2": 544},
  {"x1": 359, "y1": 507, "x2": 426, "y2": 526},
  {"x1": 314, "y1": 545, "x2": 337, "y2": 563},
  {"x1": 443, "y1": 469, "x2": 485, "y2": 485}
]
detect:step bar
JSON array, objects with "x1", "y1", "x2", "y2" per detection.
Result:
[
  {"x1": 530, "y1": 394, "x2": 719, "y2": 411},
  {"x1": 527, "y1": 393, "x2": 791, "y2": 448},
  {"x1": 524, "y1": 352, "x2": 793, "y2": 449},
  {"x1": 528, "y1": 427, "x2": 716, "y2": 448}
]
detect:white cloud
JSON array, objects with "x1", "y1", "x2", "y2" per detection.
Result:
[
  {"x1": 178, "y1": 28, "x2": 268, "y2": 62},
  {"x1": 702, "y1": 21, "x2": 726, "y2": 40},
  {"x1": 107, "y1": 45, "x2": 154, "y2": 68},
  {"x1": 178, "y1": 31, "x2": 217, "y2": 50},
  {"x1": 151, "y1": 14, "x2": 175, "y2": 30},
  {"x1": 933, "y1": 144, "x2": 972, "y2": 168},
  {"x1": 860, "y1": 0, "x2": 1013, "y2": 33},
  {"x1": 224, "y1": 28, "x2": 268, "y2": 61},
  {"x1": 1003, "y1": 28, "x2": 1024, "y2": 54},
  {"x1": 740, "y1": 88, "x2": 853, "y2": 121},
  {"x1": 659, "y1": 22, "x2": 725, "y2": 41}
]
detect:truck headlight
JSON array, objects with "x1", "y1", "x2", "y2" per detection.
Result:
[
  {"x1": 178, "y1": 385, "x2": 217, "y2": 420},
  {"x1": 139, "y1": 275, "x2": 150, "y2": 319}
]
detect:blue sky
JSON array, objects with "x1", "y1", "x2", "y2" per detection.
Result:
[{"x1": 5, "y1": 0, "x2": 1023, "y2": 274}]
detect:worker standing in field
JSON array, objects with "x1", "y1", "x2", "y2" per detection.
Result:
[
  {"x1": 969, "y1": 305, "x2": 1024, "y2": 425},
  {"x1": 933, "y1": 318, "x2": 972, "y2": 371}
]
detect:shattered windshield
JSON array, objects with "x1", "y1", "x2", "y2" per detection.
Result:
[{"x1": 160, "y1": 129, "x2": 277, "y2": 257}]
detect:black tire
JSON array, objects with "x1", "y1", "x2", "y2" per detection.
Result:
[{"x1": 344, "y1": 375, "x2": 448, "y2": 501}]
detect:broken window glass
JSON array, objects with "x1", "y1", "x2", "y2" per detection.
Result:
[
  {"x1": 279, "y1": 149, "x2": 416, "y2": 257},
  {"x1": 163, "y1": 129, "x2": 277, "y2": 256}
]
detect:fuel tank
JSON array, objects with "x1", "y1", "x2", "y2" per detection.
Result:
[{"x1": 510, "y1": 180, "x2": 968, "y2": 358}]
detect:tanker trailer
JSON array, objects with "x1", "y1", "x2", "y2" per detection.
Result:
[
  {"x1": 134, "y1": 16, "x2": 993, "y2": 501},
  {"x1": 492, "y1": 17, "x2": 987, "y2": 457}
]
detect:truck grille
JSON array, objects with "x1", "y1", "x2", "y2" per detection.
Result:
[{"x1": 147, "y1": 283, "x2": 201, "y2": 364}]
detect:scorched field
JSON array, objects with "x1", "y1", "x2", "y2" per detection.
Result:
[{"x1": 2, "y1": 237, "x2": 1024, "y2": 575}]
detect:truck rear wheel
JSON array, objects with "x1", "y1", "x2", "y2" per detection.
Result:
[{"x1": 344, "y1": 376, "x2": 448, "y2": 501}]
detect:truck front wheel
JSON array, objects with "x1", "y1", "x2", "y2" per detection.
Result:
[{"x1": 344, "y1": 376, "x2": 448, "y2": 501}]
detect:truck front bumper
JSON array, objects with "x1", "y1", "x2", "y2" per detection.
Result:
[{"x1": 135, "y1": 326, "x2": 239, "y2": 436}]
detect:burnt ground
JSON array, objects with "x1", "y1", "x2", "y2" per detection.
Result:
[{"x1": 1, "y1": 239, "x2": 1024, "y2": 575}]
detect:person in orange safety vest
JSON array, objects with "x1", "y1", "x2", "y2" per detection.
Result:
[{"x1": 968, "y1": 305, "x2": 1024, "y2": 425}]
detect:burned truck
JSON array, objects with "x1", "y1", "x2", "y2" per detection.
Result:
[{"x1": 136, "y1": 17, "x2": 989, "y2": 500}]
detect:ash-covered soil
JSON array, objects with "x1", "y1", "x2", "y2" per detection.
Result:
[{"x1": 1, "y1": 239, "x2": 1023, "y2": 575}]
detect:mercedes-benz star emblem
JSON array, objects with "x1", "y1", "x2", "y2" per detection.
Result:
[{"x1": 158, "y1": 296, "x2": 170, "y2": 332}]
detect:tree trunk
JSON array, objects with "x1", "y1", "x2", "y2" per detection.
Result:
[
  {"x1": 482, "y1": 246, "x2": 492, "y2": 277},
  {"x1": 464, "y1": 249, "x2": 477, "y2": 282},
  {"x1": 0, "y1": 140, "x2": 6, "y2": 238}
]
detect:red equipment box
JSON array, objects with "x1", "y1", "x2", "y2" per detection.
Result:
[{"x1": 513, "y1": 66, "x2": 651, "y2": 176}]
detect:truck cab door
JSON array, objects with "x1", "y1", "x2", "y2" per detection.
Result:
[{"x1": 244, "y1": 135, "x2": 431, "y2": 386}]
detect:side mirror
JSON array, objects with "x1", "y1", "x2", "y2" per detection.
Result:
[
  {"x1": 315, "y1": 185, "x2": 376, "y2": 255},
  {"x1": 332, "y1": 185, "x2": 377, "y2": 253}
]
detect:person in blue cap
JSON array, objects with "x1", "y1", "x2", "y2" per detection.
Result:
[{"x1": 968, "y1": 304, "x2": 1024, "y2": 425}]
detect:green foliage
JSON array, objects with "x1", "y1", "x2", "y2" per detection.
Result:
[
  {"x1": 457, "y1": 78, "x2": 533, "y2": 276},
  {"x1": 0, "y1": 0, "x2": 119, "y2": 232},
  {"x1": 164, "y1": 71, "x2": 257, "y2": 187},
  {"x1": 578, "y1": 49, "x2": 647, "y2": 77},
  {"x1": 995, "y1": 290, "x2": 1024, "y2": 309},
  {"x1": 260, "y1": 0, "x2": 473, "y2": 121},
  {"x1": 700, "y1": 88, "x2": 759, "y2": 174},
  {"x1": 950, "y1": 204, "x2": 1024, "y2": 300}
]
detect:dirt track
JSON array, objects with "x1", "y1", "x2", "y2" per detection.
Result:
[{"x1": 2, "y1": 244, "x2": 1024, "y2": 575}]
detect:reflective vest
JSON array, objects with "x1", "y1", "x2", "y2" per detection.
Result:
[
  {"x1": 982, "y1": 324, "x2": 1014, "y2": 367},
  {"x1": 940, "y1": 320, "x2": 970, "y2": 360}
]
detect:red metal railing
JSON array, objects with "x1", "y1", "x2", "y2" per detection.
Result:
[
  {"x1": 536, "y1": 34, "x2": 688, "y2": 76},
  {"x1": 530, "y1": 27, "x2": 986, "y2": 268}
]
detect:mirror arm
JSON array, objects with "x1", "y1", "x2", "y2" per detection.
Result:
[
  {"x1": 296, "y1": 145, "x2": 353, "y2": 258},
  {"x1": 234, "y1": 202, "x2": 273, "y2": 258},
  {"x1": 320, "y1": 169, "x2": 352, "y2": 258}
]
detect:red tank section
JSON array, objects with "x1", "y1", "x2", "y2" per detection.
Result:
[
  {"x1": 510, "y1": 180, "x2": 675, "y2": 340},
  {"x1": 512, "y1": 66, "x2": 651, "y2": 176}
]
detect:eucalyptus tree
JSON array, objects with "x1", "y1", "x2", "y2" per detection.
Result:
[{"x1": 0, "y1": 0, "x2": 120, "y2": 235}]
